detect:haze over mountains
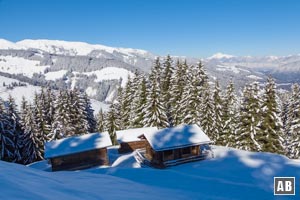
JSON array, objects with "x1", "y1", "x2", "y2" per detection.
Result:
[{"x1": 0, "y1": 38, "x2": 299, "y2": 102}]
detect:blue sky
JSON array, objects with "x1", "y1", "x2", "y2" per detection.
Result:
[{"x1": 0, "y1": 0, "x2": 299, "y2": 57}]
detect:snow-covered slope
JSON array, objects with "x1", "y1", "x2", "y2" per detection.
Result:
[
  {"x1": 83, "y1": 67, "x2": 134, "y2": 87},
  {"x1": 0, "y1": 39, "x2": 23, "y2": 50},
  {"x1": 17, "y1": 39, "x2": 152, "y2": 58},
  {"x1": 24, "y1": 146, "x2": 300, "y2": 200},
  {"x1": 0, "y1": 75, "x2": 41, "y2": 105},
  {"x1": 0, "y1": 38, "x2": 156, "y2": 102},
  {"x1": 0, "y1": 55, "x2": 48, "y2": 78},
  {"x1": 0, "y1": 75, "x2": 109, "y2": 114}
]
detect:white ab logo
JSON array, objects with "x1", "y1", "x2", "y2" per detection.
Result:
[
  {"x1": 274, "y1": 177, "x2": 295, "y2": 195},
  {"x1": 277, "y1": 181, "x2": 292, "y2": 192}
]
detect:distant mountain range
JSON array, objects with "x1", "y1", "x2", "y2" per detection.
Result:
[{"x1": 0, "y1": 38, "x2": 299, "y2": 101}]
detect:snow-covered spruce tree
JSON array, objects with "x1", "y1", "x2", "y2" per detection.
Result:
[
  {"x1": 83, "y1": 92, "x2": 96, "y2": 133},
  {"x1": 236, "y1": 83, "x2": 262, "y2": 151},
  {"x1": 143, "y1": 67, "x2": 169, "y2": 128},
  {"x1": 20, "y1": 96, "x2": 28, "y2": 128},
  {"x1": 161, "y1": 55, "x2": 174, "y2": 123},
  {"x1": 6, "y1": 95, "x2": 23, "y2": 163},
  {"x1": 280, "y1": 92, "x2": 290, "y2": 138},
  {"x1": 129, "y1": 70, "x2": 142, "y2": 128},
  {"x1": 259, "y1": 77, "x2": 284, "y2": 154},
  {"x1": 195, "y1": 61, "x2": 209, "y2": 92},
  {"x1": 199, "y1": 81, "x2": 214, "y2": 140},
  {"x1": 96, "y1": 109, "x2": 106, "y2": 132},
  {"x1": 153, "y1": 57, "x2": 162, "y2": 87},
  {"x1": 181, "y1": 65, "x2": 201, "y2": 125},
  {"x1": 132, "y1": 74, "x2": 148, "y2": 128},
  {"x1": 69, "y1": 90, "x2": 89, "y2": 135},
  {"x1": 0, "y1": 99, "x2": 15, "y2": 162},
  {"x1": 106, "y1": 103, "x2": 118, "y2": 145},
  {"x1": 169, "y1": 60, "x2": 187, "y2": 126},
  {"x1": 45, "y1": 88, "x2": 55, "y2": 126},
  {"x1": 114, "y1": 87, "x2": 124, "y2": 130},
  {"x1": 22, "y1": 104, "x2": 43, "y2": 164},
  {"x1": 285, "y1": 83, "x2": 300, "y2": 158},
  {"x1": 218, "y1": 80, "x2": 238, "y2": 147},
  {"x1": 33, "y1": 93, "x2": 50, "y2": 157},
  {"x1": 211, "y1": 80, "x2": 223, "y2": 143},
  {"x1": 121, "y1": 75, "x2": 134, "y2": 129},
  {"x1": 49, "y1": 91, "x2": 73, "y2": 140},
  {"x1": 35, "y1": 89, "x2": 52, "y2": 140}
]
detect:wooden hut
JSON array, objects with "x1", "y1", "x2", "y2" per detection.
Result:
[
  {"x1": 136, "y1": 124, "x2": 212, "y2": 168},
  {"x1": 116, "y1": 127, "x2": 158, "y2": 153},
  {"x1": 45, "y1": 132, "x2": 112, "y2": 171}
]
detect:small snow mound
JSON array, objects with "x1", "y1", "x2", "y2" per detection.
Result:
[{"x1": 111, "y1": 152, "x2": 141, "y2": 168}]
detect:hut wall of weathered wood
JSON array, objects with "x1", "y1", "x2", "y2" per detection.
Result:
[
  {"x1": 144, "y1": 140, "x2": 204, "y2": 168},
  {"x1": 118, "y1": 140, "x2": 147, "y2": 153},
  {"x1": 50, "y1": 148, "x2": 109, "y2": 171}
]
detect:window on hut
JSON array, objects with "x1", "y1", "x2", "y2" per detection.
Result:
[
  {"x1": 182, "y1": 147, "x2": 191, "y2": 156},
  {"x1": 163, "y1": 150, "x2": 174, "y2": 161}
]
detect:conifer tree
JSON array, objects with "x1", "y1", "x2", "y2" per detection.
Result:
[
  {"x1": 195, "y1": 61, "x2": 209, "y2": 92},
  {"x1": 212, "y1": 80, "x2": 223, "y2": 143},
  {"x1": 114, "y1": 87, "x2": 124, "y2": 130},
  {"x1": 132, "y1": 74, "x2": 148, "y2": 128},
  {"x1": 121, "y1": 76, "x2": 134, "y2": 129},
  {"x1": 143, "y1": 67, "x2": 169, "y2": 128},
  {"x1": 50, "y1": 91, "x2": 73, "y2": 140},
  {"x1": 6, "y1": 95, "x2": 23, "y2": 163},
  {"x1": 36, "y1": 89, "x2": 52, "y2": 138},
  {"x1": 152, "y1": 57, "x2": 162, "y2": 86},
  {"x1": 170, "y1": 60, "x2": 188, "y2": 126},
  {"x1": 129, "y1": 70, "x2": 142, "y2": 128},
  {"x1": 181, "y1": 65, "x2": 201, "y2": 125},
  {"x1": 161, "y1": 55, "x2": 174, "y2": 123},
  {"x1": 45, "y1": 88, "x2": 55, "y2": 126},
  {"x1": 259, "y1": 77, "x2": 284, "y2": 154},
  {"x1": 22, "y1": 104, "x2": 43, "y2": 164},
  {"x1": 0, "y1": 99, "x2": 14, "y2": 161},
  {"x1": 199, "y1": 81, "x2": 214, "y2": 140},
  {"x1": 96, "y1": 109, "x2": 106, "y2": 132},
  {"x1": 83, "y1": 93, "x2": 96, "y2": 133},
  {"x1": 286, "y1": 83, "x2": 300, "y2": 158},
  {"x1": 236, "y1": 83, "x2": 262, "y2": 151},
  {"x1": 33, "y1": 92, "x2": 50, "y2": 157},
  {"x1": 69, "y1": 90, "x2": 89, "y2": 135},
  {"x1": 218, "y1": 80, "x2": 238, "y2": 147},
  {"x1": 106, "y1": 104, "x2": 118, "y2": 145}
]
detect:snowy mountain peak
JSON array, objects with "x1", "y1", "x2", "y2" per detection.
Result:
[
  {"x1": 15, "y1": 39, "x2": 152, "y2": 57},
  {"x1": 207, "y1": 52, "x2": 235, "y2": 60},
  {"x1": 0, "y1": 38, "x2": 23, "y2": 50}
]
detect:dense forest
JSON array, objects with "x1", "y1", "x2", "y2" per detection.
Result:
[{"x1": 0, "y1": 56, "x2": 299, "y2": 165}]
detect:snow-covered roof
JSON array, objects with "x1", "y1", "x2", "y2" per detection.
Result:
[
  {"x1": 44, "y1": 132, "x2": 112, "y2": 159},
  {"x1": 143, "y1": 124, "x2": 211, "y2": 151},
  {"x1": 116, "y1": 127, "x2": 158, "y2": 143}
]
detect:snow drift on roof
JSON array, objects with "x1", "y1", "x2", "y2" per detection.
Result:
[
  {"x1": 116, "y1": 127, "x2": 158, "y2": 143},
  {"x1": 143, "y1": 124, "x2": 211, "y2": 151},
  {"x1": 44, "y1": 132, "x2": 112, "y2": 158}
]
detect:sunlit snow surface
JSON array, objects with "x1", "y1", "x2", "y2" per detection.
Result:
[
  {"x1": 44, "y1": 70, "x2": 67, "y2": 81},
  {"x1": 23, "y1": 146, "x2": 300, "y2": 200},
  {"x1": 0, "y1": 55, "x2": 48, "y2": 78},
  {"x1": 0, "y1": 75, "x2": 110, "y2": 115},
  {"x1": 83, "y1": 67, "x2": 134, "y2": 87}
]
